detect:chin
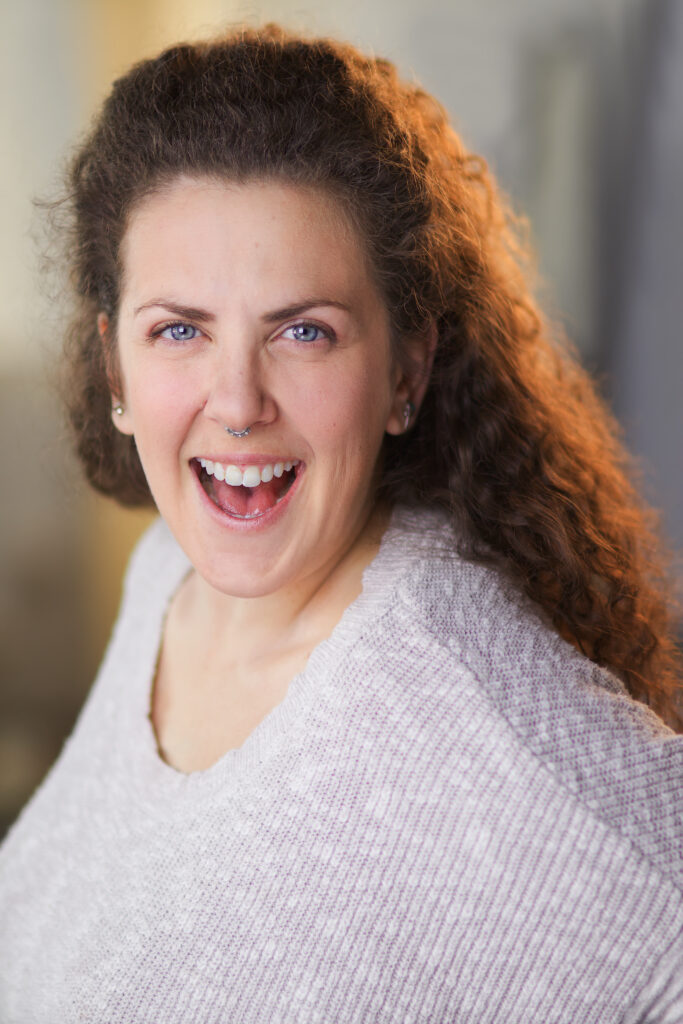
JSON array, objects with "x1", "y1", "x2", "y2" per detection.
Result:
[{"x1": 191, "y1": 546, "x2": 305, "y2": 600}]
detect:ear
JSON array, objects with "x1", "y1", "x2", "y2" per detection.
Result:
[
  {"x1": 98, "y1": 312, "x2": 134, "y2": 436},
  {"x1": 385, "y1": 320, "x2": 438, "y2": 436}
]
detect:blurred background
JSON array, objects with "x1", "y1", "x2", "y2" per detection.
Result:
[{"x1": 1, "y1": 0, "x2": 682, "y2": 838}]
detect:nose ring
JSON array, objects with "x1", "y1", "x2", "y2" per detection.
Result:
[{"x1": 224, "y1": 425, "x2": 251, "y2": 438}]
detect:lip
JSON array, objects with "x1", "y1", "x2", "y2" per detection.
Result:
[{"x1": 191, "y1": 457, "x2": 304, "y2": 531}]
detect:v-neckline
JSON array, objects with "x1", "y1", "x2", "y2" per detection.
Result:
[{"x1": 119, "y1": 505, "x2": 429, "y2": 810}]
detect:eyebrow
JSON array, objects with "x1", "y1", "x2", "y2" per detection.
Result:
[
  {"x1": 134, "y1": 299, "x2": 214, "y2": 322},
  {"x1": 133, "y1": 297, "x2": 353, "y2": 321}
]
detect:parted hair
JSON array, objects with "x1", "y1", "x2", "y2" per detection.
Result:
[{"x1": 60, "y1": 24, "x2": 681, "y2": 726}]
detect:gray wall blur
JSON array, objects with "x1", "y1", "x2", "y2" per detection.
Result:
[{"x1": 1, "y1": 0, "x2": 681, "y2": 837}]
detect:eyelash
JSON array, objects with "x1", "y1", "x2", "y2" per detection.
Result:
[
  {"x1": 280, "y1": 321, "x2": 335, "y2": 345},
  {"x1": 151, "y1": 322, "x2": 202, "y2": 343},
  {"x1": 149, "y1": 319, "x2": 335, "y2": 345}
]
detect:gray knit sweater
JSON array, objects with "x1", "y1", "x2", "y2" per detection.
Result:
[{"x1": 1, "y1": 507, "x2": 681, "y2": 1023}]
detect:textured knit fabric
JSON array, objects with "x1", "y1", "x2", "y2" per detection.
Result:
[{"x1": 0, "y1": 507, "x2": 682, "y2": 1024}]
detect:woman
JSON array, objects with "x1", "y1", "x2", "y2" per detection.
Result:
[{"x1": 1, "y1": 24, "x2": 681, "y2": 1023}]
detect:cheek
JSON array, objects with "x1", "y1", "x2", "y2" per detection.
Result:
[
  {"x1": 131, "y1": 374, "x2": 187, "y2": 410},
  {"x1": 298, "y1": 365, "x2": 394, "y2": 457},
  {"x1": 124, "y1": 361, "x2": 202, "y2": 446}
]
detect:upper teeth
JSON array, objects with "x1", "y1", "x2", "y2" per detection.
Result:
[{"x1": 198, "y1": 458, "x2": 299, "y2": 487}]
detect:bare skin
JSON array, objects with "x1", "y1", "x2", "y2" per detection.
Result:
[{"x1": 151, "y1": 504, "x2": 389, "y2": 772}]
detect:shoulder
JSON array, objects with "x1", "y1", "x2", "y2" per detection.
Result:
[
  {"x1": 375, "y1": 505, "x2": 683, "y2": 892},
  {"x1": 103, "y1": 516, "x2": 192, "y2": 648},
  {"x1": 87, "y1": 517, "x2": 190, "y2": 687},
  {"x1": 121, "y1": 516, "x2": 190, "y2": 606}
]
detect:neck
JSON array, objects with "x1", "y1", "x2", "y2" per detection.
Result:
[{"x1": 180, "y1": 503, "x2": 390, "y2": 665}]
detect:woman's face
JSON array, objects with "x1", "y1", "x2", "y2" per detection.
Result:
[{"x1": 109, "y1": 176, "x2": 411, "y2": 599}]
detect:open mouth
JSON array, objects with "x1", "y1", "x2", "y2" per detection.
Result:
[{"x1": 193, "y1": 457, "x2": 301, "y2": 520}]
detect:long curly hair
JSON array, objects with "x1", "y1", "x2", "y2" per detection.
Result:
[{"x1": 59, "y1": 24, "x2": 681, "y2": 727}]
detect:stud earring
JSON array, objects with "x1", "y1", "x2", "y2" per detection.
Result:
[
  {"x1": 113, "y1": 403, "x2": 124, "y2": 416},
  {"x1": 403, "y1": 400, "x2": 415, "y2": 432}
]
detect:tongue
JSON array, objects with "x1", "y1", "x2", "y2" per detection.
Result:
[{"x1": 208, "y1": 476, "x2": 288, "y2": 518}]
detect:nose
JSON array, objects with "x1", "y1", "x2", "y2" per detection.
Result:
[{"x1": 203, "y1": 342, "x2": 277, "y2": 435}]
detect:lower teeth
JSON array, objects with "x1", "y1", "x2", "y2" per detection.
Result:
[{"x1": 233, "y1": 507, "x2": 267, "y2": 520}]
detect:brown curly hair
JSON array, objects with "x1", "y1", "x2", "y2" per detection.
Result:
[{"x1": 59, "y1": 24, "x2": 681, "y2": 727}]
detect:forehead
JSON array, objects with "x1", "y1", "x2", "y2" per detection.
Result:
[{"x1": 119, "y1": 176, "x2": 377, "y2": 309}]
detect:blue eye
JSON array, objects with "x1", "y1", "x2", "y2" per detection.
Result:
[
  {"x1": 158, "y1": 322, "x2": 200, "y2": 342},
  {"x1": 284, "y1": 323, "x2": 328, "y2": 343}
]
